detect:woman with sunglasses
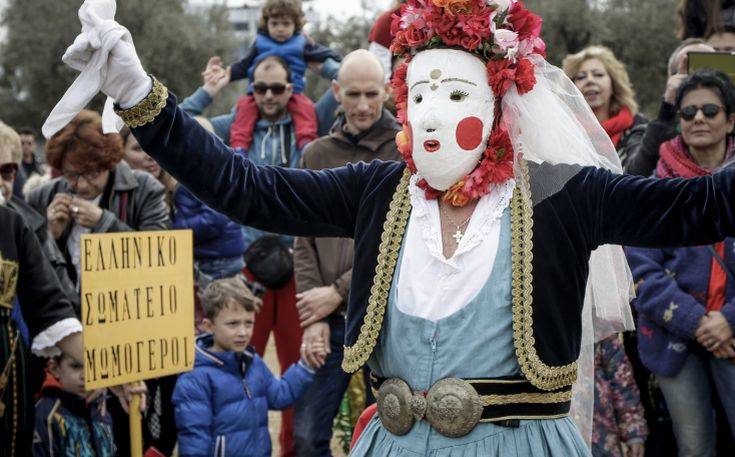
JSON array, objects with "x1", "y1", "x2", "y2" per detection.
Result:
[{"x1": 626, "y1": 69, "x2": 735, "y2": 456}]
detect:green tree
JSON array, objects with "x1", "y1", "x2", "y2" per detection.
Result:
[
  {"x1": 0, "y1": 0, "x2": 237, "y2": 131},
  {"x1": 303, "y1": 3, "x2": 378, "y2": 102},
  {"x1": 525, "y1": 0, "x2": 680, "y2": 115}
]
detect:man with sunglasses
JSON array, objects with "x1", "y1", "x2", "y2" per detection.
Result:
[{"x1": 180, "y1": 55, "x2": 310, "y2": 454}]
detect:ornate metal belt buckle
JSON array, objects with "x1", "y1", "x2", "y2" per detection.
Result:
[
  {"x1": 425, "y1": 378, "x2": 483, "y2": 438},
  {"x1": 376, "y1": 378, "x2": 415, "y2": 435}
]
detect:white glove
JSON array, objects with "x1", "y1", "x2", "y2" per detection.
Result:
[{"x1": 42, "y1": 0, "x2": 152, "y2": 138}]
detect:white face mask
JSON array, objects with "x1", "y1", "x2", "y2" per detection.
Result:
[{"x1": 407, "y1": 49, "x2": 495, "y2": 191}]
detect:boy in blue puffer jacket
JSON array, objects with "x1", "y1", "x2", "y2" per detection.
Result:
[{"x1": 172, "y1": 277, "x2": 324, "y2": 457}]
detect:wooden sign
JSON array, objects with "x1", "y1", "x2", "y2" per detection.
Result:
[{"x1": 81, "y1": 230, "x2": 195, "y2": 390}]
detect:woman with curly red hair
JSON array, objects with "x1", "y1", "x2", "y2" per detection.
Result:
[{"x1": 28, "y1": 109, "x2": 169, "y2": 291}]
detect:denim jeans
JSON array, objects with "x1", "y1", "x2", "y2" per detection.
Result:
[
  {"x1": 294, "y1": 314, "x2": 351, "y2": 456},
  {"x1": 657, "y1": 351, "x2": 735, "y2": 457}
]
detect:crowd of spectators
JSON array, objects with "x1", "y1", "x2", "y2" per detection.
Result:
[{"x1": 1, "y1": 0, "x2": 735, "y2": 456}]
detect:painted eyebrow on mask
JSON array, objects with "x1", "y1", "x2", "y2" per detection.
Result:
[
  {"x1": 410, "y1": 80, "x2": 430, "y2": 90},
  {"x1": 441, "y1": 78, "x2": 477, "y2": 86}
]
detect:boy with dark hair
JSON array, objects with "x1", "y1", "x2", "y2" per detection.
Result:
[
  {"x1": 172, "y1": 277, "x2": 323, "y2": 457},
  {"x1": 33, "y1": 352, "x2": 116, "y2": 457}
]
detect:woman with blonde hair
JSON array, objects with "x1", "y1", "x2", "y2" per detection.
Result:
[{"x1": 563, "y1": 46, "x2": 648, "y2": 169}]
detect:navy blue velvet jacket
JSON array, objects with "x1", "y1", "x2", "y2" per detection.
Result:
[{"x1": 132, "y1": 93, "x2": 735, "y2": 391}]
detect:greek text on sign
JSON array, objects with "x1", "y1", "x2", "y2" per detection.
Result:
[{"x1": 81, "y1": 230, "x2": 195, "y2": 389}]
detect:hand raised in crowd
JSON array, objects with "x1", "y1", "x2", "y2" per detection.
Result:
[
  {"x1": 296, "y1": 285, "x2": 343, "y2": 328},
  {"x1": 69, "y1": 196, "x2": 103, "y2": 229},
  {"x1": 696, "y1": 311, "x2": 734, "y2": 352},
  {"x1": 202, "y1": 56, "x2": 231, "y2": 97},
  {"x1": 663, "y1": 53, "x2": 690, "y2": 105},
  {"x1": 300, "y1": 321, "x2": 330, "y2": 369},
  {"x1": 47, "y1": 193, "x2": 73, "y2": 239},
  {"x1": 663, "y1": 74, "x2": 687, "y2": 105}
]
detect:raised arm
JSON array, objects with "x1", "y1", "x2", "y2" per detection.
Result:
[
  {"x1": 130, "y1": 89, "x2": 389, "y2": 239},
  {"x1": 555, "y1": 163, "x2": 735, "y2": 249},
  {"x1": 43, "y1": 5, "x2": 389, "y2": 241}
]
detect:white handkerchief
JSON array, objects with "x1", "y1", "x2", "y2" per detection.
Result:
[{"x1": 42, "y1": 0, "x2": 126, "y2": 138}]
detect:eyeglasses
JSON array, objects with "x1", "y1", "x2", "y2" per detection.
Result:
[
  {"x1": 0, "y1": 163, "x2": 18, "y2": 181},
  {"x1": 679, "y1": 104, "x2": 726, "y2": 121},
  {"x1": 252, "y1": 82, "x2": 288, "y2": 96},
  {"x1": 62, "y1": 168, "x2": 103, "y2": 184}
]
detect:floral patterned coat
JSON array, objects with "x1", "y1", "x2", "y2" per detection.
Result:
[{"x1": 592, "y1": 335, "x2": 648, "y2": 457}]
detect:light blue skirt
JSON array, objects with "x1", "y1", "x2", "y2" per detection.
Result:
[{"x1": 350, "y1": 416, "x2": 591, "y2": 456}]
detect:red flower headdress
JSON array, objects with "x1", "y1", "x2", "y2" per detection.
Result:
[{"x1": 390, "y1": 0, "x2": 545, "y2": 205}]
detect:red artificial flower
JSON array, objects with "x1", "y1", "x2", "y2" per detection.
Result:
[
  {"x1": 464, "y1": 12, "x2": 492, "y2": 39},
  {"x1": 405, "y1": 24, "x2": 428, "y2": 47},
  {"x1": 486, "y1": 59, "x2": 516, "y2": 97},
  {"x1": 439, "y1": 25, "x2": 463, "y2": 46},
  {"x1": 432, "y1": 0, "x2": 472, "y2": 16},
  {"x1": 486, "y1": 158, "x2": 514, "y2": 184},
  {"x1": 488, "y1": 128, "x2": 512, "y2": 160},
  {"x1": 442, "y1": 180, "x2": 471, "y2": 206},
  {"x1": 460, "y1": 33, "x2": 482, "y2": 51},
  {"x1": 508, "y1": 2, "x2": 542, "y2": 41},
  {"x1": 390, "y1": 30, "x2": 407, "y2": 54},
  {"x1": 514, "y1": 57, "x2": 536, "y2": 94}
]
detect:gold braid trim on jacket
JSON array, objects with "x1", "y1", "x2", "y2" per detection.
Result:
[
  {"x1": 342, "y1": 169, "x2": 411, "y2": 373},
  {"x1": 511, "y1": 160, "x2": 578, "y2": 390}
]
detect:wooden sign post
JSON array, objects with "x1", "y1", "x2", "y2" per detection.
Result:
[{"x1": 81, "y1": 230, "x2": 195, "y2": 457}]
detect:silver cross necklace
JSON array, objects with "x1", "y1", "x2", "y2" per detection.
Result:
[{"x1": 441, "y1": 208, "x2": 473, "y2": 244}]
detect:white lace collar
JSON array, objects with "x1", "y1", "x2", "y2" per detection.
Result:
[{"x1": 407, "y1": 174, "x2": 515, "y2": 267}]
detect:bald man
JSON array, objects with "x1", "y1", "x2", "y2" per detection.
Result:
[{"x1": 292, "y1": 49, "x2": 401, "y2": 456}]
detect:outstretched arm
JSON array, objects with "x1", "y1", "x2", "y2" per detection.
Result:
[
  {"x1": 560, "y1": 164, "x2": 735, "y2": 249},
  {"x1": 44, "y1": 5, "x2": 378, "y2": 241},
  {"x1": 130, "y1": 90, "x2": 381, "y2": 239}
]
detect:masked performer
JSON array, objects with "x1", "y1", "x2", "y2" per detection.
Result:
[{"x1": 46, "y1": 0, "x2": 735, "y2": 455}]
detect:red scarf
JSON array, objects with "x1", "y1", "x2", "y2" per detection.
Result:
[
  {"x1": 601, "y1": 106, "x2": 634, "y2": 148},
  {"x1": 657, "y1": 135, "x2": 735, "y2": 311}
]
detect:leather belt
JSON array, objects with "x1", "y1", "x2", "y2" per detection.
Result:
[{"x1": 372, "y1": 375, "x2": 572, "y2": 438}]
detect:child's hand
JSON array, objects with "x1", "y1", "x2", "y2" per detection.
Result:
[
  {"x1": 201, "y1": 56, "x2": 231, "y2": 97},
  {"x1": 202, "y1": 56, "x2": 224, "y2": 78},
  {"x1": 300, "y1": 322, "x2": 330, "y2": 369}
]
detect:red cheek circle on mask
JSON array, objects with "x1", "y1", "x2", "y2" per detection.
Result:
[{"x1": 455, "y1": 117, "x2": 484, "y2": 151}]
